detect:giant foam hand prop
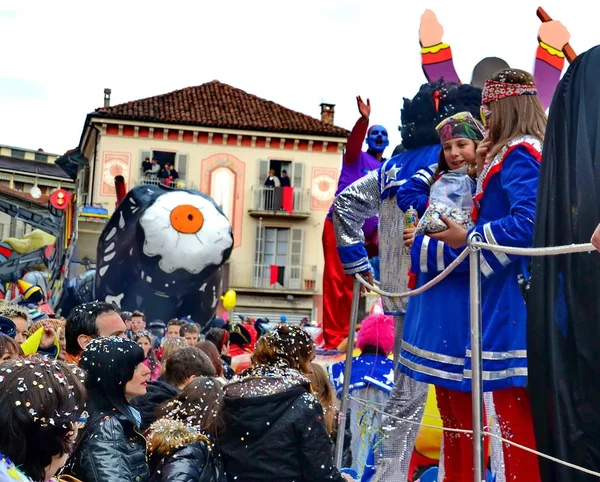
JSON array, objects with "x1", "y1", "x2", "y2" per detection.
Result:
[
  {"x1": 419, "y1": 9, "x2": 444, "y2": 48},
  {"x1": 96, "y1": 185, "x2": 233, "y2": 328}
]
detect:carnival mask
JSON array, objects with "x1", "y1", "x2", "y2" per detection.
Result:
[{"x1": 366, "y1": 125, "x2": 389, "y2": 153}]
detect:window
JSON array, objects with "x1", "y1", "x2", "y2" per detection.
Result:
[
  {"x1": 11, "y1": 149, "x2": 25, "y2": 159},
  {"x1": 254, "y1": 226, "x2": 304, "y2": 289},
  {"x1": 139, "y1": 150, "x2": 188, "y2": 185},
  {"x1": 258, "y1": 160, "x2": 304, "y2": 188},
  {"x1": 34, "y1": 152, "x2": 48, "y2": 162},
  {"x1": 13, "y1": 181, "x2": 25, "y2": 191}
]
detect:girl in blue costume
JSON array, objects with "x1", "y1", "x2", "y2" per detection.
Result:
[
  {"x1": 397, "y1": 112, "x2": 483, "y2": 482},
  {"x1": 412, "y1": 69, "x2": 545, "y2": 482}
]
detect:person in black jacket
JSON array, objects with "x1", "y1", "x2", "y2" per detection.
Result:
[
  {"x1": 147, "y1": 376, "x2": 226, "y2": 481},
  {"x1": 67, "y1": 336, "x2": 151, "y2": 482},
  {"x1": 218, "y1": 324, "x2": 353, "y2": 482},
  {"x1": 132, "y1": 346, "x2": 216, "y2": 430}
]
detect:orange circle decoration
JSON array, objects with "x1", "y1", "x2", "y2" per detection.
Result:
[{"x1": 170, "y1": 205, "x2": 204, "y2": 234}]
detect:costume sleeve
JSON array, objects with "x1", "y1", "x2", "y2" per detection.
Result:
[
  {"x1": 396, "y1": 163, "x2": 438, "y2": 215},
  {"x1": 344, "y1": 117, "x2": 369, "y2": 165},
  {"x1": 534, "y1": 41, "x2": 565, "y2": 110},
  {"x1": 421, "y1": 43, "x2": 461, "y2": 84},
  {"x1": 410, "y1": 235, "x2": 469, "y2": 274},
  {"x1": 468, "y1": 146, "x2": 540, "y2": 278},
  {"x1": 333, "y1": 170, "x2": 380, "y2": 275}
]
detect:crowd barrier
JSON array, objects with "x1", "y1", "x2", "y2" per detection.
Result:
[{"x1": 334, "y1": 238, "x2": 597, "y2": 481}]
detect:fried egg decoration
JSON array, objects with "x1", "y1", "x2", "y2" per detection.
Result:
[{"x1": 95, "y1": 185, "x2": 233, "y2": 327}]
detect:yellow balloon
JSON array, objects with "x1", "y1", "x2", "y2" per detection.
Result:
[{"x1": 221, "y1": 289, "x2": 237, "y2": 311}]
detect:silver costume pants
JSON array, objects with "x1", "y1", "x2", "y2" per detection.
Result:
[{"x1": 373, "y1": 314, "x2": 429, "y2": 482}]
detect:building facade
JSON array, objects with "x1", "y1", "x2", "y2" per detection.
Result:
[
  {"x1": 0, "y1": 144, "x2": 74, "y2": 239},
  {"x1": 77, "y1": 81, "x2": 348, "y2": 323}
]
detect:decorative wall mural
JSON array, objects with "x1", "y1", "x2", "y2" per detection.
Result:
[
  {"x1": 311, "y1": 167, "x2": 338, "y2": 211},
  {"x1": 101, "y1": 151, "x2": 131, "y2": 196}
]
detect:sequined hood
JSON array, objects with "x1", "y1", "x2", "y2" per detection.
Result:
[{"x1": 224, "y1": 363, "x2": 311, "y2": 399}]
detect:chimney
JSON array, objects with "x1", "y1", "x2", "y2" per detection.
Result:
[
  {"x1": 320, "y1": 103, "x2": 335, "y2": 125},
  {"x1": 103, "y1": 88, "x2": 112, "y2": 108}
]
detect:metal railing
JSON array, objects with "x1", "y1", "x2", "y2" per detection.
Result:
[
  {"x1": 228, "y1": 262, "x2": 317, "y2": 291},
  {"x1": 250, "y1": 185, "x2": 311, "y2": 214},
  {"x1": 135, "y1": 177, "x2": 196, "y2": 190}
]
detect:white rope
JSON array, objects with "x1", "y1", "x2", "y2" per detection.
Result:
[
  {"x1": 355, "y1": 247, "x2": 470, "y2": 299},
  {"x1": 470, "y1": 241, "x2": 595, "y2": 256},
  {"x1": 349, "y1": 395, "x2": 600, "y2": 477}
]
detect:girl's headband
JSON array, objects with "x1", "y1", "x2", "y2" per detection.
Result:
[
  {"x1": 482, "y1": 80, "x2": 538, "y2": 105},
  {"x1": 436, "y1": 112, "x2": 485, "y2": 143}
]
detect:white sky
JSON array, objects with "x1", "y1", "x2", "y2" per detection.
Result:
[{"x1": 0, "y1": 0, "x2": 597, "y2": 156}]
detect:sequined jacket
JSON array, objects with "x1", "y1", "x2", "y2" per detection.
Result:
[
  {"x1": 333, "y1": 146, "x2": 441, "y2": 277},
  {"x1": 67, "y1": 413, "x2": 150, "y2": 482},
  {"x1": 218, "y1": 365, "x2": 346, "y2": 482}
]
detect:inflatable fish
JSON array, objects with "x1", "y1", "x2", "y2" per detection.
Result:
[{"x1": 95, "y1": 185, "x2": 233, "y2": 328}]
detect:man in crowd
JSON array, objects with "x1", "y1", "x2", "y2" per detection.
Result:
[
  {"x1": 130, "y1": 310, "x2": 146, "y2": 335},
  {"x1": 64, "y1": 301, "x2": 127, "y2": 364},
  {"x1": 181, "y1": 322, "x2": 200, "y2": 346},
  {"x1": 131, "y1": 346, "x2": 216, "y2": 430},
  {"x1": 166, "y1": 319, "x2": 185, "y2": 338}
]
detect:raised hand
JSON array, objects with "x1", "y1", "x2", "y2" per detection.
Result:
[
  {"x1": 538, "y1": 20, "x2": 571, "y2": 50},
  {"x1": 420, "y1": 9, "x2": 444, "y2": 48},
  {"x1": 356, "y1": 96, "x2": 371, "y2": 120}
]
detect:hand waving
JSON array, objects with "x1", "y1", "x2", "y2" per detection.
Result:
[{"x1": 356, "y1": 96, "x2": 371, "y2": 120}]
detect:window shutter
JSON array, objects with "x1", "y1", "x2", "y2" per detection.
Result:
[
  {"x1": 259, "y1": 160, "x2": 269, "y2": 184},
  {"x1": 253, "y1": 224, "x2": 266, "y2": 288},
  {"x1": 289, "y1": 228, "x2": 304, "y2": 289},
  {"x1": 292, "y1": 161, "x2": 304, "y2": 189},
  {"x1": 177, "y1": 153, "x2": 188, "y2": 180},
  {"x1": 140, "y1": 149, "x2": 152, "y2": 165}
]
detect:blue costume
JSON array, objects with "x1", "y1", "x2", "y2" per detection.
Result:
[{"x1": 400, "y1": 136, "x2": 541, "y2": 392}]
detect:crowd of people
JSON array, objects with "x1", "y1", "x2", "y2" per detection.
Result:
[
  {"x1": 142, "y1": 157, "x2": 180, "y2": 187},
  {"x1": 0, "y1": 298, "x2": 370, "y2": 482}
]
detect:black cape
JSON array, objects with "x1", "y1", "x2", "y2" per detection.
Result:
[{"x1": 528, "y1": 45, "x2": 600, "y2": 481}]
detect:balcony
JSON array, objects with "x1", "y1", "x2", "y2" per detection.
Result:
[
  {"x1": 248, "y1": 186, "x2": 311, "y2": 219},
  {"x1": 135, "y1": 177, "x2": 197, "y2": 190},
  {"x1": 228, "y1": 262, "x2": 317, "y2": 294}
]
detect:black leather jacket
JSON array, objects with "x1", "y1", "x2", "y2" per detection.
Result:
[
  {"x1": 219, "y1": 365, "x2": 345, "y2": 482},
  {"x1": 68, "y1": 412, "x2": 150, "y2": 482},
  {"x1": 150, "y1": 441, "x2": 226, "y2": 482}
]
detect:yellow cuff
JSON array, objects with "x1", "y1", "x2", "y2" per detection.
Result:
[
  {"x1": 539, "y1": 41, "x2": 565, "y2": 58},
  {"x1": 421, "y1": 43, "x2": 450, "y2": 55}
]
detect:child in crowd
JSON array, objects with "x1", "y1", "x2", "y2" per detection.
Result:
[{"x1": 135, "y1": 330, "x2": 161, "y2": 381}]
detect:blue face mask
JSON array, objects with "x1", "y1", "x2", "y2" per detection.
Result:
[{"x1": 366, "y1": 125, "x2": 389, "y2": 153}]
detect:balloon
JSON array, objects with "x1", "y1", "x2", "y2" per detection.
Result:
[
  {"x1": 280, "y1": 315, "x2": 287, "y2": 323},
  {"x1": 222, "y1": 311, "x2": 229, "y2": 322},
  {"x1": 221, "y1": 289, "x2": 237, "y2": 311}
]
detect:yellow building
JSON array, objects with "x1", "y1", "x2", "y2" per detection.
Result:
[
  {"x1": 77, "y1": 81, "x2": 348, "y2": 323},
  {"x1": 0, "y1": 144, "x2": 74, "y2": 238}
]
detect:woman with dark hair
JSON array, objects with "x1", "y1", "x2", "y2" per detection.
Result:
[
  {"x1": 196, "y1": 340, "x2": 226, "y2": 383},
  {"x1": 67, "y1": 336, "x2": 151, "y2": 482},
  {"x1": 135, "y1": 329, "x2": 161, "y2": 381},
  {"x1": 0, "y1": 356, "x2": 86, "y2": 481},
  {"x1": 146, "y1": 376, "x2": 226, "y2": 481},
  {"x1": 219, "y1": 324, "x2": 352, "y2": 482}
]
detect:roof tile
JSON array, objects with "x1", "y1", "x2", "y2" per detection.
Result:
[{"x1": 95, "y1": 80, "x2": 349, "y2": 138}]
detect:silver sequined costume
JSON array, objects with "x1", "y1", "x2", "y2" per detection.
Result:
[{"x1": 333, "y1": 145, "x2": 440, "y2": 481}]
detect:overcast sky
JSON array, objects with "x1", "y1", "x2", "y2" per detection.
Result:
[{"x1": 0, "y1": 0, "x2": 596, "y2": 156}]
